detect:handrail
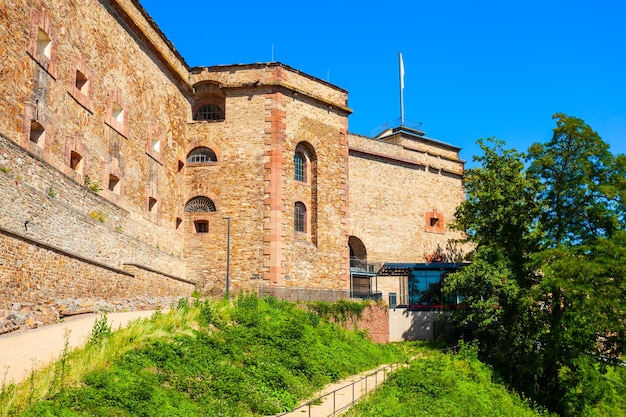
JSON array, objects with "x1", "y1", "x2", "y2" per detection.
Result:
[
  {"x1": 274, "y1": 346, "x2": 459, "y2": 417},
  {"x1": 275, "y1": 363, "x2": 399, "y2": 417}
]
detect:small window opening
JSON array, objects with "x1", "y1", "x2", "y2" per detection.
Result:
[
  {"x1": 430, "y1": 217, "x2": 439, "y2": 227},
  {"x1": 70, "y1": 151, "x2": 82, "y2": 170},
  {"x1": 75, "y1": 70, "x2": 89, "y2": 94},
  {"x1": 186, "y1": 147, "x2": 217, "y2": 164},
  {"x1": 148, "y1": 197, "x2": 157, "y2": 212},
  {"x1": 175, "y1": 217, "x2": 183, "y2": 229},
  {"x1": 112, "y1": 102, "x2": 123, "y2": 123},
  {"x1": 108, "y1": 174, "x2": 120, "y2": 194},
  {"x1": 185, "y1": 196, "x2": 216, "y2": 212},
  {"x1": 294, "y1": 202, "x2": 306, "y2": 233},
  {"x1": 36, "y1": 28, "x2": 51, "y2": 59},
  {"x1": 178, "y1": 160, "x2": 184, "y2": 172},
  {"x1": 151, "y1": 138, "x2": 160, "y2": 153},
  {"x1": 30, "y1": 120, "x2": 45, "y2": 145},
  {"x1": 193, "y1": 104, "x2": 224, "y2": 121},
  {"x1": 194, "y1": 220, "x2": 209, "y2": 233}
]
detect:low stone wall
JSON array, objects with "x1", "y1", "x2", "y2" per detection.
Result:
[{"x1": 0, "y1": 226, "x2": 194, "y2": 334}]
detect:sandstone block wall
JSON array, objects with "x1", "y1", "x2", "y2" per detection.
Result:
[
  {"x1": 182, "y1": 64, "x2": 350, "y2": 293},
  {"x1": 348, "y1": 132, "x2": 466, "y2": 265}
]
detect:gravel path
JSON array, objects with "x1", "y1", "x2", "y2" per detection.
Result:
[{"x1": 0, "y1": 310, "x2": 156, "y2": 385}]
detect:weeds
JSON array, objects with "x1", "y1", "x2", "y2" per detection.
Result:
[
  {"x1": 0, "y1": 167, "x2": 10, "y2": 174},
  {"x1": 88, "y1": 313, "x2": 112, "y2": 346},
  {"x1": 88, "y1": 210, "x2": 106, "y2": 223},
  {"x1": 46, "y1": 185, "x2": 56, "y2": 198},
  {"x1": 83, "y1": 175, "x2": 102, "y2": 193}
]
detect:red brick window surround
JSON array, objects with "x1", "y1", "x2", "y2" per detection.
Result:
[
  {"x1": 68, "y1": 56, "x2": 94, "y2": 112},
  {"x1": 23, "y1": 102, "x2": 49, "y2": 158},
  {"x1": 145, "y1": 124, "x2": 163, "y2": 164},
  {"x1": 105, "y1": 89, "x2": 128, "y2": 137},
  {"x1": 144, "y1": 183, "x2": 160, "y2": 224},
  {"x1": 425, "y1": 210, "x2": 445, "y2": 234},
  {"x1": 104, "y1": 157, "x2": 124, "y2": 202},
  {"x1": 64, "y1": 135, "x2": 87, "y2": 182},
  {"x1": 27, "y1": 9, "x2": 57, "y2": 77}
]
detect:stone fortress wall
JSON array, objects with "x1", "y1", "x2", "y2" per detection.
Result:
[{"x1": 0, "y1": 0, "x2": 466, "y2": 332}]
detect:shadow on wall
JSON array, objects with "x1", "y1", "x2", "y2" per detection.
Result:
[{"x1": 389, "y1": 308, "x2": 451, "y2": 342}]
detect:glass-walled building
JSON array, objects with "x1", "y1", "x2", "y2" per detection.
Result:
[{"x1": 378, "y1": 263, "x2": 466, "y2": 309}]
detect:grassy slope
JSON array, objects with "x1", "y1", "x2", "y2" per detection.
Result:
[
  {"x1": 345, "y1": 343, "x2": 552, "y2": 417},
  {"x1": 2, "y1": 295, "x2": 406, "y2": 417},
  {"x1": 5, "y1": 295, "x2": 619, "y2": 416}
]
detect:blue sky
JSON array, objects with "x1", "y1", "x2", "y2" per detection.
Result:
[{"x1": 140, "y1": 0, "x2": 625, "y2": 166}]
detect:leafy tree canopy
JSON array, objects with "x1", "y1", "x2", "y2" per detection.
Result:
[{"x1": 445, "y1": 114, "x2": 626, "y2": 416}]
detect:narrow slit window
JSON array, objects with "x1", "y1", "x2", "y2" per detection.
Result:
[
  {"x1": 75, "y1": 70, "x2": 89, "y2": 94},
  {"x1": 108, "y1": 174, "x2": 120, "y2": 194},
  {"x1": 148, "y1": 197, "x2": 157, "y2": 212},
  {"x1": 36, "y1": 28, "x2": 52, "y2": 59},
  {"x1": 70, "y1": 151, "x2": 82, "y2": 170},
  {"x1": 30, "y1": 120, "x2": 45, "y2": 145},
  {"x1": 151, "y1": 138, "x2": 160, "y2": 153},
  {"x1": 112, "y1": 102, "x2": 124, "y2": 124}
]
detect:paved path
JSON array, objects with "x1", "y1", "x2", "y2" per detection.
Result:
[
  {"x1": 0, "y1": 310, "x2": 156, "y2": 385},
  {"x1": 275, "y1": 363, "x2": 400, "y2": 417}
]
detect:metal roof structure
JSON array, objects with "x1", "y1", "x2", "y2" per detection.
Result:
[{"x1": 377, "y1": 262, "x2": 468, "y2": 276}]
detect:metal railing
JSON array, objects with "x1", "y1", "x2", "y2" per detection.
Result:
[
  {"x1": 274, "y1": 346, "x2": 459, "y2": 417},
  {"x1": 275, "y1": 363, "x2": 400, "y2": 417}
]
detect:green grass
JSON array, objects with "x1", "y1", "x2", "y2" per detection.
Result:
[
  {"x1": 344, "y1": 343, "x2": 553, "y2": 417},
  {"x1": 2, "y1": 294, "x2": 407, "y2": 417}
]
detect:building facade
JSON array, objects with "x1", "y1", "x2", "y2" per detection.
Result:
[{"x1": 0, "y1": 0, "x2": 465, "y2": 311}]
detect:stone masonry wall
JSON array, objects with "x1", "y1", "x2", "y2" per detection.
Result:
[
  {"x1": 0, "y1": 136, "x2": 186, "y2": 277},
  {"x1": 0, "y1": 0, "x2": 191, "y2": 258},
  {"x1": 0, "y1": 229, "x2": 192, "y2": 311},
  {"x1": 348, "y1": 133, "x2": 466, "y2": 265}
]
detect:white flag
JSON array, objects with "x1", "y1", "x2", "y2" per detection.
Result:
[{"x1": 399, "y1": 52, "x2": 405, "y2": 90}]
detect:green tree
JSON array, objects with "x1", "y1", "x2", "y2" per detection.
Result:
[
  {"x1": 445, "y1": 115, "x2": 626, "y2": 416},
  {"x1": 527, "y1": 113, "x2": 621, "y2": 245}
]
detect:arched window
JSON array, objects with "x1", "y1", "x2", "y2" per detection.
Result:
[
  {"x1": 294, "y1": 202, "x2": 306, "y2": 232},
  {"x1": 193, "y1": 104, "x2": 224, "y2": 121},
  {"x1": 294, "y1": 152, "x2": 306, "y2": 182},
  {"x1": 186, "y1": 147, "x2": 217, "y2": 164},
  {"x1": 185, "y1": 196, "x2": 216, "y2": 212}
]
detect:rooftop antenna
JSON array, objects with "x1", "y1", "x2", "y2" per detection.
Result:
[
  {"x1": 399, "y1": 52, "x2": 405, "y2": 127},
  {"x1": 327, "y1": 69, "x2": 330, "y2": 82},
  {"x1": 271, "y1": 44, "x2": 274, "y2": 62}
]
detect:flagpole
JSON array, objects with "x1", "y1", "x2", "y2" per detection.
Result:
[{"x1": 399, "y1": 52, "x2": 405, "y2": 126}]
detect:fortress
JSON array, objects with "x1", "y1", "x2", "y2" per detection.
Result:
[{"x1": 0, "y1": 0, "x2": 465, "y2": 318}]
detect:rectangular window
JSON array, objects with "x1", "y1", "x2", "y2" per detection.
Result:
[{"x1": 194, "y1": 220, "x2": 208, "y2": 233}]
